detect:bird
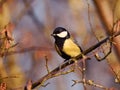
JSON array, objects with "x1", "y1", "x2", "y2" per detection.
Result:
[{"x1": 51, "y1": 27, "x2": 83, "y2": 62}]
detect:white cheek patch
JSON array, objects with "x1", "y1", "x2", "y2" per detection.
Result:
[{"x1": 57, "y1": 31, "x2": 68, "y2": 38}]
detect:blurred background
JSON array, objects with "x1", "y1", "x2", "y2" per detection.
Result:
[{"x1": 0, "y1": 0, "x2": 120, "y2": 90}]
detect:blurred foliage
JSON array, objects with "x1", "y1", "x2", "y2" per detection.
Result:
[{"x1": 0, "y1": 1, "x2": 24, "y2": 89}]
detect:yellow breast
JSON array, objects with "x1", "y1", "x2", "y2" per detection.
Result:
[{"x1": 63, "y1": 39, "x2": 81, "y2": 57}]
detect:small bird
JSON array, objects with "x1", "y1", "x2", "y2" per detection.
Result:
[{"x1": 51, "y1": 27, "x2": 83, "y2": 61}]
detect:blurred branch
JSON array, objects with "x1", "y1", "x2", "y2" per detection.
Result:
[
  {"x1": 13, "y1": 0, "x2": 44, "y2": 31},
  {"x1": 22, "y1": 0, "x2": 44, "y2": 31},
  {"x1": 5, "y1": 46, "x2": 53, "y2": 56},
  {"x1": 29, "y1": 30, "x2": 120, "y2": 89},
  {"x1": 93, "y1": 0, "x2": 113, "y2": 31},
  {"x1": 0, "y1": 75, "x2": 19, "y2": 81},
  {"x1": 5, "y1": 29, "x2": 120, "y2": 57},
  {"x1": 94, "y1": 0, "x2": 120, "y2": 83},
  {"x1": 0, "y1": 0, "x2": 7, "y2": 7},
  {"x1": 14, "y1": 0, "x2": 33, "y2": 25},
  {"x1": 86, "y1": 0, "x2": 113, "y2": 61}
]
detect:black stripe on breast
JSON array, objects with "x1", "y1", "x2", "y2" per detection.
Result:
[{"x1": 55, "y1": 38, "x2": 71, "y2": 60}]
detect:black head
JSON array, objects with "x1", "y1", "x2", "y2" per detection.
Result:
[{"x1": 51, "y1": 27, "x2": 70, "y2": 39}]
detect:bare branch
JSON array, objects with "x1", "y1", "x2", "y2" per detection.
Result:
[
  {"x1": 95, "y1": 41, "x2": 112, "y2": 61},
  {"x1": 72, "y1": 79, "x2": 109, "y2": 90},
  {"x1": 45, "y1": 56, "x2": 50, "y2": 74},
  {"x1": 24, "y1": 30, "x2": 120, "y2": 89},
  {"x1": 71, "y1": 80, "x2": 82, "y2": 87},
  {"x1": 52, "y1": 69, "x2": 74, "y2": 78}
]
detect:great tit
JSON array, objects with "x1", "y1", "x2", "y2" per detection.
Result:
[{"x1": 51, "y1": 27, "x2": 83, "y2": 61}]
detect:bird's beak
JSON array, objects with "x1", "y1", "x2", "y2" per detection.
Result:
[{"x1": 51, "y1": 34, "x2": 56, "y2": 37}]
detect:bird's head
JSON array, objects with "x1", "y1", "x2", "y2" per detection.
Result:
[{"x1": 51, "y1": 27, "x2": 70, "y2": 39}]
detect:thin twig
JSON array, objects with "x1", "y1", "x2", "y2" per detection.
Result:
[
  {"x1": 45, "y1": 56, "x2": 50, "y2": 74},
  {"x1": 72, "y1": 79, "x2": 108, "y2": 89},
  {"x1": 52, "y1": 69, "x2": 74, "y2": 77},
  {"x1": 71, "y1": 80, "x2": 82, "y2": 87}
]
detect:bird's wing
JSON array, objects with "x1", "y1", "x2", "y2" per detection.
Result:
[{"x1": 70, "y1": 37, "x2": 83, "y2": 52}]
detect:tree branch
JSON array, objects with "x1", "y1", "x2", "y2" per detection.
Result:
[{"x1": 30, "y1": 31, "x2": 120, "y2": 89}]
